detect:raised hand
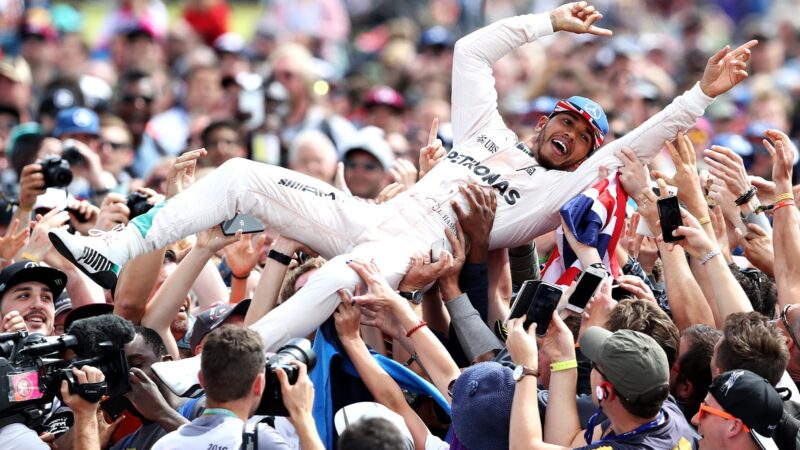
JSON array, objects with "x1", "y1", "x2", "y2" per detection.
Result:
[
  {"x1": 18, "y1": 209, "x2": 70, "y2": 262},
  {"x1": 763, "y1": 129, "x2": 795, "y2": 191},
  {"x1": 222, "y1": 232, "x2": 268, "y2": 278},
  {"x1": 166, "y1": 148, "x2": 206, "y2": 199},
  {"x1": 652, "y1": 133, "x2": 703, "y2": 209},
  {"x1": 734, "y1": 223, "x2": 774, "y2": 276},
  {"x1": 376, "y1": 182, "x2": 405, "y2": 204},
  {"x1": 452, "y1": 183, "x2": 496, "y2": 263},
  {"x1": 95, "y1": 193, "x2": 131, "y2": 230},
  {"x1": 549, "y1": 1, "x2": 612, "y2": 37},
  {"x1": 390, "y1": 159, "x2": 418, "y2": 189},
  {"x1": 18, "y1": 163, "x2": 46, "y2": 211},
  {"x1": 704, "y1": 145, "x2": 752, "y2": 198},
  {"x1": 699, "y1": 40, "x2": 757, "y2": 97},
  {"x1": 419, "y1": 118, "x2": 446, "y2": 179},
  {"x1": 333, "y1": 291, "x2": 362, "y2": 343},
  {"x1": 332, "y1": 161, "x2": 352, "y2": 195},
  {"x1": 618, "y1": 147, "x2": 649, "y2": 202},
  {"x1": 0, "y1": 219, "x2": 30, "y2": 262},
  {"x1": 666, "y1": 208, "x2": 717, "y2": 260}
]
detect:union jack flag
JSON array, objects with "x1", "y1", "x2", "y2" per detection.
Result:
[{"x1": 541, "y1": 172, "x2": 628, "y2": 286}]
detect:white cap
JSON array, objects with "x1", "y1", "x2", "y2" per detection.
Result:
[{"x1": 334, "y1": 402, "x2": 414, "y2": 450}]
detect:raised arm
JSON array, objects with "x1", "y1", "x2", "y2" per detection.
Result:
[
  {"x1": 452, "y1": 2, "x2": 611, "y2": 145},
  {"x1": 334, "y1": 296, "x2": 431, "y2": 449},
  {"x1": 568, "y1": 41, "x2": 756, "y2": 190},
  {"x1": 140, "y1": 227, "x2": 237, "y2": 358},
  {"x1": 764, "y1": 130, "x2": 800, "y2": 307},
  {"x1": 350, "y1": 259, "x2": 461, "y2": 402}
]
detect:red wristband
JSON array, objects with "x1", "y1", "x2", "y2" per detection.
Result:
[
  {"x1": 405, "y1": 321, "x2": 428, "y2": 338},
  {"x1": 773, "y1": 200, "x2": 796, "y2": 213}
]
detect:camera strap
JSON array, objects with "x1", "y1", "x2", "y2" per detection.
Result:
[{"x1": 241, "y1": 416, "x2": 275, "y2": 450}]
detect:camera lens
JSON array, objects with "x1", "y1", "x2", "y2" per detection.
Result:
[{"x1": 274, "y1": 338, "x2": 316, "y2": 372}]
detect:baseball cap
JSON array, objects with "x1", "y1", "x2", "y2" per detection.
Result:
[
  {"x1": 340, "y1": 126, "x2": 395, "y2": 171},
  {"x1": 708, "y1": 369, "x2": 783, "y2": 448},
  {"x1": 63, "y1": 303, "x2": 114, "y2": 333},
  {"x1": 451, "y1": 362, "x2": 515, "y2": 450},
  {"x1": 549, "y1": 96, "x2": 608, "y2": 150},
  {"x1": 579, "y1": 327, "x2": 669, "y2": 402},
  {"x1": 53, "y1": 291, "x2": 73, "y2": 317},
  {"x1": 334, "y1": 402, "x2": 414, "y2": 450},
  {"x1": 0, "y1": 260, "x2": 68, "y2": 301},
  {"x1": 53, "y1": 107, "x2": 99, "y2": 138},
  {"x1": 6, "y1": 122, "x2": 45, "y2": 157},
  {"x1": 213, "y1": 33, "x2": 245, "y2": 55},
  {"x1": 712, "y1": 133, "x2": 754, "y2": 158},
  {"x1": 364, "y1": 86, "x2": 405, "y2": 111},
  {"x1": 189, "y1": 299, "x2": 251, "y2": 351}
]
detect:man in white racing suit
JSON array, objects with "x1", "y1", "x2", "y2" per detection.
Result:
[{"x1": 49, "y1": 2, "x2": 754, "y2": 351}]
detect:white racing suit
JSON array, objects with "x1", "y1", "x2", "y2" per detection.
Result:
[{"x1": 129, "y1": 13, "x2": 714, "y2": 351}]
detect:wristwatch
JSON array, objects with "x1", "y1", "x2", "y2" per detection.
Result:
[
  {"x1": 399, "y1": 290, "x2": 423, "y2": 305},
  {"x1": 513, "y1": 365, "x2": 539, "y2": 382}
]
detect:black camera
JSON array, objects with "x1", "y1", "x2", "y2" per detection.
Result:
[
  {"x1": 40, "y1": 156, "x2": 73, "y2": 189},
  {"x1": 0, "y1": 315, "x2": 134, "y2": 429},
  {"x1": 61, "y1": 139, "x2": 84, "y2": 165},
  {"x1": 126, "y1": 192, "x2": 153, "y2": 219},
  {"x1": 255, "y1": 338, "x2": 316, "y2": 417}
]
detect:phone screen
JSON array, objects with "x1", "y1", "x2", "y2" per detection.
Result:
[
  {"x1": 657, "y1": 195, "x2": 684, "y2": 243},
  {"x1": 525, "y1": 282, "x2": 563, "y2": 335},
  {"x1": 568, "y1": 267, "x2": 605, "y2": 312},
  {"x1": 508, "y1": 280, "x2": 540, "y2": 320}
]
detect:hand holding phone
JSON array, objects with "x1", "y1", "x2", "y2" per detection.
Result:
[
  {"x1": 220, "y1": 214, "x2": 265, "y2": 236},
  {"x1": 567, "y1": 265, "x2": 606, "y2": 313},
  {"x1": 525, "y1": 282, "x2": 563, "y2": 336},
  {"x1": 657, "y1": 195, "x2": 684, "y2": 243},
  {"x1": 508, "y1": 280, "x2": 540, "y2": 321}
]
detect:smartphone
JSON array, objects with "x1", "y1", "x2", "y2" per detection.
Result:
[
  {"x1": 525, "y1": 282, "x2": 563, "y2": 336},
  {"x1": 567, "y1": 266, "x2": 606, "y2": 313},
  {"x1": 220, "y1": 213, "x2": 265, "y2": 236},
  {"x1": 508, "y1": 280, "x2": 541, "y2": 321},
  {"x1": 657, "y1": 195, "x2": 683, "y2": 243}
]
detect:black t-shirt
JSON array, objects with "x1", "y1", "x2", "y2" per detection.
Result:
[{"x1": 575, "y1": 400, "x2": 698, "y2": 450}]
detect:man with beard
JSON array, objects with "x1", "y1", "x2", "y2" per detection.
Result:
[
  {"x1": 51, "y1": 2, "x2": 755, "y2": 353},
  {"x1": 0, "y1": 260, "x2": 65, "y2": 335}
]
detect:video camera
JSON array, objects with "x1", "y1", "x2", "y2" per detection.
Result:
[{"x1": 0, "y1": 315, "x2": 134, "y2": 429}]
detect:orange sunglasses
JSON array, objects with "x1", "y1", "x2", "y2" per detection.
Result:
[{"x1": 697, "y1": 402, "x2": 750, "y2": 433}]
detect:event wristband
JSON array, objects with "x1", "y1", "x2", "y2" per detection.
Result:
[
  {"x1": 773, "y1": 200, "x2": 796, "y2": 213},
  {"x1": 697, "y1": 216, "x2": 711, "y2": 225},
  {"x1": 267, "y1": 249, "x2": 292, "y2": 266},
  {"x1": 550, "y1": 359, "x2": 578, "y2": 372},
  {"x1": 775, "y1": 193, "x2": 794, "y2": 203},
  {"x1": 700, "y1": 249, "x2": 721, "y2": 265}
]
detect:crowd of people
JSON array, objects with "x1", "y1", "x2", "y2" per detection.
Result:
[{"x1": 0, "y1": 0, "x2": 799, "y2": 449}]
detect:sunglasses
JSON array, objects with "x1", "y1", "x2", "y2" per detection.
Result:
[
  {"x1": 697, "y1": 402, "x2": 750, "y2": 432},
  {"x1": 100, "y1": 140, "x2": 131, "y2": 151},
  {"x1": 121, "y1": 93, "x2": 154, "y2": 105},
  {"x1": 782, "y1": 304, "x2": 800, "y2": 350},
  {"x1": 344, "y1": 160, "x2": 380, "y2": 171}
]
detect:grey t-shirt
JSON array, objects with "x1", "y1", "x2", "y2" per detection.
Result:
[{"x1": 152, "y1": 414, "x2": 292, "y2": 450}]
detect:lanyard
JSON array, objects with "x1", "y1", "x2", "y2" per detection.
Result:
[
  {"x1": 202, "y1": 408, "x2": 239, "y2": 419},
  {"x1": 584, "y1": 408, "x2": 665, "y2": 445}
]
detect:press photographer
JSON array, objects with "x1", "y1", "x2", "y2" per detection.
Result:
[{"x1": 152, "y1": 326, "x2": 323, "y2": 450}]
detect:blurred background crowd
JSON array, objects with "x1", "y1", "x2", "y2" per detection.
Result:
[{"x1": 1, "y1": 0, "x2": 800, "y2": 209}]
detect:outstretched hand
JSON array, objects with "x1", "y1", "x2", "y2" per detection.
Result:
[
  {"x1": 550, "y1": 2, "x2": 612, "y2": 37},
  {"x1": 699, "y1": 40, "x2": 757, "y2": 97}
]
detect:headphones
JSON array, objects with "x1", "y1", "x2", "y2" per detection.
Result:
[{"x1": 595, "y1": 382, "x2": 614, "y2": 402}]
